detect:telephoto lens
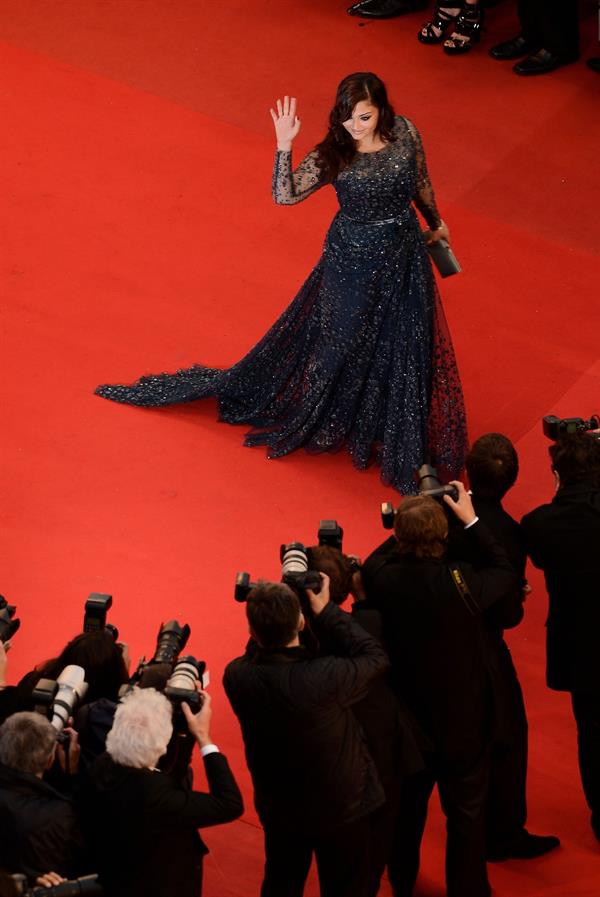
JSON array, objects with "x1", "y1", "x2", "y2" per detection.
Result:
[
  {"x1": 152, "y1": 620, "x2": 191, "y2": 665},
  {"x1": 50, "y1": 665, "x2": 88, "y2": 734},
  {"x1": 164, "y1": 655, "x2": 205, "y2": 713}
]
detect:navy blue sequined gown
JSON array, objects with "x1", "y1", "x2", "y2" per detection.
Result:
[{"x1": 96, "y1": 116, "x2": 467, "y2": 494}]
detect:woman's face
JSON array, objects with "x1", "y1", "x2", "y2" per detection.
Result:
[{"x1": 342, "y1": 100, "x2": 380, "y2": 142}]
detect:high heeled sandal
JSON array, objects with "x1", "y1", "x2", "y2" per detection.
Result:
[
  {"x1": 443, "y1": 3, "x2": 484, "y2": 54},
  {"x1": 418, "y1": 5, "x2": 461, "y2": 45}
]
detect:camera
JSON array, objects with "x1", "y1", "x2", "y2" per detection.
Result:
[
  {"x1": 0, "y1": 594, "x2": 20, "y2": 644},
  {"x1": 31, "y1": 665, "x2": 88, "y2": 737},
  {"x1": 235, "y1": 521, "x2": 343, "y2": 602},
  {"x1": 83, "y1": 593, "x2": 119, "y2": 642},
  {"x1": 164, "y1": 655, "x2": 206, "y2": 731},
  {"x1": 280, "y1": 543, "x2": 322, "y2": 596},
  {"x1": 235, "y1": 543, "x2": 321, "y2": 604},
  {"x1": 416, "y1": 464, "x2": 459, "y2": 502},
  {"x1": 317, "y1": 519, "x2": 344, "y2": 551},
  {"x1": 121, "y1": 621, "x2": 203, "y2": 712},
  {"x1": 151, "y1": 620, "x2": 191, "y2": 666},
  {"x1": 542, "y1": 414, "x2": 600, "y2": 440},
  {"x1": 11, "y1": 873, "x2": 102, "y2": 896},
  {"x1": 381, "y1": 466, "x2": 459, "y2": 529}
]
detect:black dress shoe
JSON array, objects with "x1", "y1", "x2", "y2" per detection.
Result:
[
  {"x1": 514, "y1": 48, "x2": 578, "y2": 75},
  {"x1": 489, "y1": 34, "x2": 535, "y2": 61},
  {"x1": 587, "y1": 57, "x2": 600, "y2": 74},
  {"x1": 487, "y1": 832, "x2": 560, "y2": 862},
  {"x1": 347, "y1": 0, "x2": 427, "y2": 18}
]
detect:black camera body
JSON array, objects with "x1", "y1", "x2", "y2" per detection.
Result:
[
  {"x1": 234, "y1": 521, "x2": 343, "y2": 602},
  {"x1": 280, "y1": 542, "x2": 322, "y2": 596},
  {"x1": 542, "y1": 414, "x2": 600, "y2": 440},
  {"x1": 164, "y1": 655, "x2": 206, "y2": 732},
  {"x1": 317, "y1": 519, "x2": 344, "y2": 551},
  {"x1": 0, "y1": 594, "x2": 20, "y2": 644},
  {"x1": 416, "y1": 464, "x2": 459, "y2": 502},
  {"x1": 83, "y1": 593, "x2": 119, "y2": 643},
  {"x1": 120, "y1": 622, "x2": 204, "y2": 722},
  {"x1": 152, "y1": 620, "x2": 191, "y2": 666},
  {"x1": 11, "y1": 873, "x2": 102, "y2": 896},
  {"x1": 381, "y1": 466, "x2": 458, "y2": 529}
]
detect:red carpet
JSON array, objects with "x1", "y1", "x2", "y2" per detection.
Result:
[{"x1": 2, "y1": 2, "x2": 599, "y2": 894}]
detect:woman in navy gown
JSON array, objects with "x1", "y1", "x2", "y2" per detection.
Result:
[{"x1": 96, "y1": 72, "x2": 467, "y2": 494}]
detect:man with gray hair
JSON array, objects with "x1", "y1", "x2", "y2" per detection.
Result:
[
  {"x1": 0, "y1": 712, "x2": 85, "y2": 881},
  {"x1": 87, "y1": 685, "x2": 243, "y2": 897}
]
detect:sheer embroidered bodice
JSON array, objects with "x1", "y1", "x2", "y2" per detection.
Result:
[
  {"x1": 96, "y1": 116, "x2": 467, "y2": 493},
  {"x1": 272, "y1": 116, "x2": 441, "y2": 229}
]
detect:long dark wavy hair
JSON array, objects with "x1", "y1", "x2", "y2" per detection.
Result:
[{"x1": 314, "y1": 72, "x2": 396, "y2": 181}]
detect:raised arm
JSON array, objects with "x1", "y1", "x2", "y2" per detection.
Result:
[
  {"x1": 270, "y1": 94, "x2": 327, "y2": 204},
  {"x1": 272, "y1": 149, "x2": 325, "y2": 204},
  {"x1": 405, "y1": 118, "x2": 445, "y2": 235}
]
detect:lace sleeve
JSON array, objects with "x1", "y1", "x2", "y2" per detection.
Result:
[
  {"x1": 405, "y1": 118, "x2": 442, "y2": 230},
  {"x1": 272, "y1": 149, "x2": 327, "y2": 205}
]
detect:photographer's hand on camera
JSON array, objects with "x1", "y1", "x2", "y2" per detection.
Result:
[
  {"x1": 443, "y1": 481, "x2": 478, "y2": 527},
  {"x1": 56, "y1": 725, "x2": 80, "y2": 776},
  {"x1": 348, "y1": 559, "x2": 367, "y2": 602},
  {"x1": 182, "y1": 687, "x2": 213, "y2": 749},
  {"x1": 35, "y1": 872, "x2": 67, "y2": 889},
  {"x1": 305, "y1": 572, "x2": 331, "y2": 616}
]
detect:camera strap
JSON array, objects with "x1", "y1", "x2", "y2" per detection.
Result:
[{"x1": 448, "y1": 564, "x2": 480, "y2": 616}]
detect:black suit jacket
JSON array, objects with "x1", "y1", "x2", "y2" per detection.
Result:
[
  {"x1": 448, "y1": 496, "x2": 526, "y2": 632},
  {"x1": 223, "y1": 601, "x2": 388, "y2": 834},
  {"x1": 521, "y1": 482, "x2": 600, "y2": 693},
  {"x1": 362, "y1": 521, "x2": 517, "y2": 760},
  {"x1": 0, "y1": 761, "x2": 85, "y2": 881},
  {"x1": 87, "y1": 751, "x2": 243, "y2": 897}
]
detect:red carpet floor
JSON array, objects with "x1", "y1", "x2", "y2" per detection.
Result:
[{"x1": 2, "y1": 2, "x2": 600, "y2": 895}]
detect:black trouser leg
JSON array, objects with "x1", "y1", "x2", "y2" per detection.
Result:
[
  {"x1": 571, "y1": 691, "x2": 600, "y2": 839},
  {"x1": 517, "y1": 0, "x2": 579, "y2": 56},
  {"x1": 313, "y1": 816, "x2": 372, "y2": 897},
  {"x1": 365, "y1": 780, "x2": 403, "y2": 897},
  {"x1": 388, "y1": 767, "x2": 435, "y2": 897},
  {"x1": 485, "y1": 650, "x2": 529, "y2": 849},
  {"x1": 516, "y1": 0, "x2": 544, "y2": 47},
  {"x1": 261, "y1": 826, "x2": 313, "y2": 897},
  {"x1": 437, "y1": 751, "x2": 491, "y2": 897}
]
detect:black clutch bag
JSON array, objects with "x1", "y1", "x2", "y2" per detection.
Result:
[{"x1": 423, "y1": 232, "x2": 462, "y2": 278}]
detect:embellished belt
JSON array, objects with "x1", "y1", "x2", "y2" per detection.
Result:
[{"x1": 340, "y1": 211, "x2": 409, "y2": 226}]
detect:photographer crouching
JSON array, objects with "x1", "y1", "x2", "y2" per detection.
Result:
[{"x1": 85, "y1": 685, "x2": 243, "y2": 897}]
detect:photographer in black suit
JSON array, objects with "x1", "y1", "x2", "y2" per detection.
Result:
[
  {"x1": 362, "y1": 484, "x2": 517, "y2": 897},
  {"x1": 223, "y1": 576, "x2": 388, "y2": 897},
  {"x1": 448, "y1": 434, "x2": 559, "y2": 860},
  {"x1": 86, "y1": 685, "x2": 243, "y2": 897},
  {"x1": 521, "y1": 432, "x2": 600, "y2": 841},
  {"x1": 0, "y1": 712, "x2": 86, "y2": 883},
  {"x1": 306, "y1": 545, "x2": 426, "y2": 897}
]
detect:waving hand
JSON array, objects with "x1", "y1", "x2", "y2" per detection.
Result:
[{"x1": 270, "y1": 96, "x2": 301, "y2": 151}]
